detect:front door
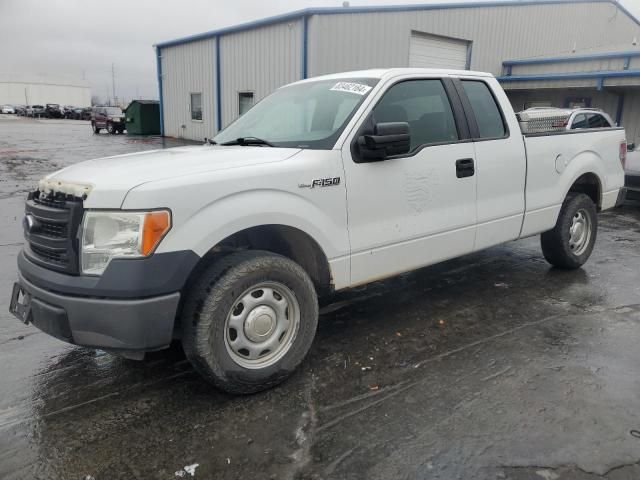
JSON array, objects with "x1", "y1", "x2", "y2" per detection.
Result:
[{"x1": 341, "y1": 77, "x2": 477, "y2": 286}]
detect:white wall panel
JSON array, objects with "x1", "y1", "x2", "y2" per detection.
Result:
[
  {"x1": 0, "y1": 82, "x2": 90, "y2": 107},
  {"x1": 160, "y1": 38, "x2": 216, "y2": 140},
  {"x1": 219, "y1": 20, "x2": 302, "y2": 128}
]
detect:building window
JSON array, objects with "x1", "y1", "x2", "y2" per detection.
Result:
[
  {"x1": 239, "y1": 92, "x2": 254, "y2": 116},
  {"x1": 190, "y1": 93, "x2": 202, "y2": 121}
]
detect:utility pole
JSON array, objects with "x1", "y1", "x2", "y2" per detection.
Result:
[{"x1": 111, "y1": 63, "x2": 117, "y2": 107}]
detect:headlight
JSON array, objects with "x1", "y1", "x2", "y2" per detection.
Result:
[{"x1": 81, "y1": 210, "x2": 171, "y2": 275}]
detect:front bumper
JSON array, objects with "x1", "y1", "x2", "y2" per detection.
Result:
[
  {"x1": 13, "y1": 249, "x2": 200, "y2": 354},
  {"x1": 16, "y1": 272, "x2": 180, "y2": 353}
]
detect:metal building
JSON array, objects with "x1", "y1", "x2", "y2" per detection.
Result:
[
  {"x1": 155, "y1": 0, "x2": 640, "y2": 143},
  {"x1": 0, "y1": 74, "x2": 91, "y2": 107}
]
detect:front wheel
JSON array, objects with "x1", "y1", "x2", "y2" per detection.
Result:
[
  {"x1": 106, "y1": 123, "x2": 115, "y2": 134},
  {"x1": 92, "y1": 122, "x2": 100, "y2": 134},
  {"x1": 541, "y1": 193, "x2": 598, "y2": 269},
  {"x1": 181, "y1": 251, "x2": 319, "y2": 394}
]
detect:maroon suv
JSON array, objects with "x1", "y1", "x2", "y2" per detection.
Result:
[{"x1": 91, "y1": 106, "x2": 125, "y2": 134}]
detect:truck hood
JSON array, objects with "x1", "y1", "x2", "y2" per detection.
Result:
[{"x1": 40, "y1": 145, "x2": 302, "y2": 207}]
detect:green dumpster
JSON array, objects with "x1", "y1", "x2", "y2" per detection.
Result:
[{"x1": 125, "y1": 100, "x2": 160, "y2": 135}]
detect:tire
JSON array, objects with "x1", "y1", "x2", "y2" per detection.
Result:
[
  {"x1": 92, "y1": 122, "x2": 100, "y2": 134},
  {"x1": 181, "y1": 251, "x2": 319, "y2": 394},
  {"x1": 106, "y1": 123, "x2": 115, "y2": 134},
  {"x1": 541, "y1": 193, "x2": 598, "y2": 269},
  {"x1": 118, "y1": 128, "x2": 125, "y2": 134}
]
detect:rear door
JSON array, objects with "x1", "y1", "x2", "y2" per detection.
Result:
[
  {"x1": 341, "y1": 75, "x2": 477, "y2": 286},
  {"x1": 453, "y1": 77, "x2": 527, "y2": 250}
]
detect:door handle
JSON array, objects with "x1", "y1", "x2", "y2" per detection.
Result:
[{"x1": 455, "y1": 158, "x2": 475, "y2": 178}]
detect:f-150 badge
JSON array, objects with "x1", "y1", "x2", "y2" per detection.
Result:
[{"x1": 299, "y1": 177, "x2": 341, "y2": 189}]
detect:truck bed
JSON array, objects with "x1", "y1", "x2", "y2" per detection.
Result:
[{"x1": 520, "y1": 127, "x2": 626, "y2": 237}]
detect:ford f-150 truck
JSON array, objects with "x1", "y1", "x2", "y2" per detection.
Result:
[{"x1": 10, "y1": 68, "x2": 627, "y2": 394}]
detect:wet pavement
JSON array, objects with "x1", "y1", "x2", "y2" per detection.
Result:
[{"x1": 1, "y1": 115, "x2": 640, "y2": 480}]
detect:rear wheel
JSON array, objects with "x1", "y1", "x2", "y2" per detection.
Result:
[
  {"x1": 181, "y1": 251, "x2": 319, "y2": 394},
  {"x1": 541, "y1": 193, "x2": 597, "y2": 269},
  {"x1": 92, "y1": 122, "x2": 100, "y2": 134}
]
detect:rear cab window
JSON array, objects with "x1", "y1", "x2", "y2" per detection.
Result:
[
  {"x1": 571, "y1": 114, "x2": 588, "y2": 129},
  {"x1": 460, "y1": 80, "x2": 507, "y2": 139},
  {"x1": 587, "y1": 113, "x2": 610, "y2": 128}
]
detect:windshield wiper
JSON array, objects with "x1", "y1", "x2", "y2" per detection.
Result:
[{"x1": 220, "y1": 137, "x2": 274, "y2": 147}]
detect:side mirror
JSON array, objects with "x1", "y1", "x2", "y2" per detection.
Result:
[
  {"x1": 628, "y1": 143, "x2": 635, "y2": 152},
  {"x1": 357, "y1": 122, "x2": 411, "y2": 161}
]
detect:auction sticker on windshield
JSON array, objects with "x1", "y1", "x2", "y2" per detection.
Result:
[{"x1": 330, "y1": 82, "x2": 373, "y2": 95}]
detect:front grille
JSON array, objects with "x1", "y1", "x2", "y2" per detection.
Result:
[
  {"x1": 30, "y1": 244, "x2": 68, "y2": 265},
  {"x1": 24, "y1": 190, "x2": 84, "y2": 274},
  {"x1": 39, "y1": 220, "x2": 69, "y2": 238}
]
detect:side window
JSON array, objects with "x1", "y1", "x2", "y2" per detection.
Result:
[
  {"x1": 371, "y1": 79, "x2": 458, "y2": 151},
  {"x1": 461, "y1": 80, "x2": 506, "y2": 139},
  {"x1": 571, "y1": 113, "x2": 588, "y2": 129},
  {"x1": 587, "y1": 113, "x2": 610, "y2": 128},
  {"x1": 190, "y1": 93, "x2": 202, "y2": 121}
]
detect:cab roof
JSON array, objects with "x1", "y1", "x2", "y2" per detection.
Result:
[{"x1": 290, "y1": 68, "x2": 493, "y2": 85}]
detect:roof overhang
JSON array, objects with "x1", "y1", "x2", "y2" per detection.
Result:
[{"x1": 498, "y1": 50, "x2": 640, "y2": 89}]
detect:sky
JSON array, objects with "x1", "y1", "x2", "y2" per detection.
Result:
[{"x1": 1, "y1": 0, "x2": 639, "y2": 104}]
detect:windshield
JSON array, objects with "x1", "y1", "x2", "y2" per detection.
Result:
[
  {"x1": 213, "y1": 78, "x2": 379, "y2": 149},
  {"x1": 105, "y1": 107, "x2": 122, "y2": 115}
]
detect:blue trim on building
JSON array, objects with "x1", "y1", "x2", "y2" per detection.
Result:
[
  {"x1": 301, "y1": 15, "x2": 309, "y2": 79},
  {"x1": 154, "y1": 0, "x2": 638, "y2": 49},
  {"x1": 503, "y1": 50, "x2": 640, "y2": 67},
  {"x1": 155, "y1": 47, "x2": 164, "y2": 137},
  {"x1": 497, "y1": 69, "x2": 640, "y2": 82},
  {"x1": 215, "y1": 37, "x2": 222, "y2": 132},
  {"x1": 616, "y1": 93, "x2": 625, "y2": 126}
]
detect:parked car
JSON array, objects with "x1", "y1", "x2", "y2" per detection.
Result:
[
  {"x1": 1, "y1": 105, "x2": 15, "y2": 114},
  {"x1": 62, "y1": 105, "x2": 75, "y2": 117},
  {"x1": 80, "y1": 107, "x2": 92, "y2": 120},
  {"x1": 517, "y1": 107, "x2": 614, "y2": 133},
  {"x1": 91, "y1": 106, "x2": 125, "y2": 134},
  {"x1": 64, "y1": 107, "x2": 83, "y2": 119},
  {"x1": 10, "y1": 68, "x2": 627, "y2": 394},
  {"x1": 26, "y1": 105, "x2": 45, "y2": 118},
  {"x1": 625, "y1": 144, "x2": 640, "y2": 202},
  {"x1": 13, "y1": 105, "x2": 26, "y2": 116},
  {"x1": 45, "y1": 104, "x2": 63, "y2": 119}
]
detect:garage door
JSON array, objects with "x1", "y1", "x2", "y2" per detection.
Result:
[{"x1": 409, "y1": 32, "x2": 469, "y2": 70}]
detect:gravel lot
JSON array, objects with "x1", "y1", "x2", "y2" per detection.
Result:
[{"x1": 1, "y1": 115, "x2": 640, "y2": 480}]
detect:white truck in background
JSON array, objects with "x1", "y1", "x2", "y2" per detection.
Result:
[{"x1": 10, "y1": 68, "x2": 627, "y2": 394}]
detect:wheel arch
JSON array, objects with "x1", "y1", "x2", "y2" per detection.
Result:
[
  {"x1": 184, "y1": 224, "x2": 334, "y2": 298},
  {"x1": 565, "y1": 171, "x2": 603, "y2": 210}
]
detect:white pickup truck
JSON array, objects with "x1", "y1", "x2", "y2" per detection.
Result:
[{"x1": 10, "y1": 68, "x2": 627, "y2": 394}]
